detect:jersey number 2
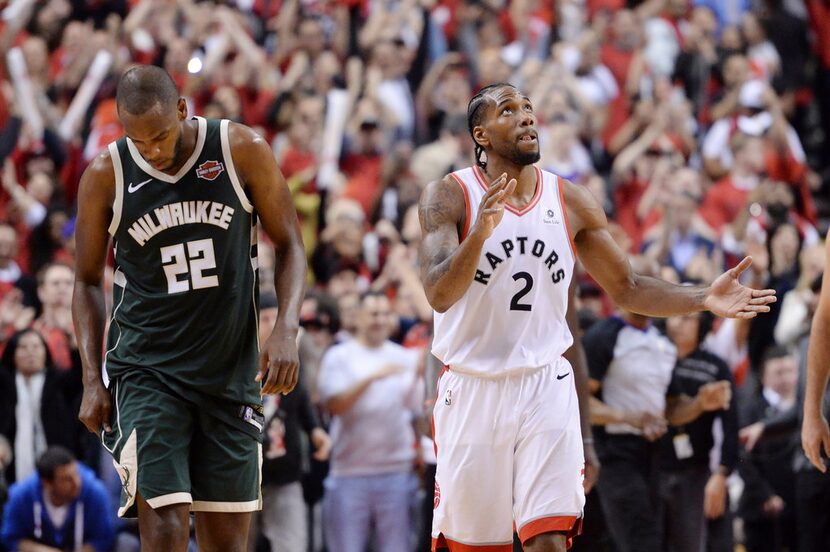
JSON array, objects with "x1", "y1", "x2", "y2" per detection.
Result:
[
  {"x1": 510, "y1": 272, "x2": 533, "y2": 311},
  {"x1": 160, "y1": 238, "x2": 219, "y2": 294}
]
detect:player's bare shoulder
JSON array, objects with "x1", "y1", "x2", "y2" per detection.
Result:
[
  {"x1": 226, "y1": 121, "x2": 271, "y2": 166},
  {"x1": 78, "y1": 147, "x2": 117, "y2": 205},
  {"x1": 560, "y1": 177, "x2": 606, "y2": 236},
  {"x1": 418, "y1": 174, "x2": 466, "y2": 234},
  {"x1": 224, "y1": 121, "x2": 286, "y2": 191}
]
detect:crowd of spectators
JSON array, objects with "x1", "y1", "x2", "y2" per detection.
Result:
[{"x1": 0, "y1": 0, "x2": 829, "y2": 550}]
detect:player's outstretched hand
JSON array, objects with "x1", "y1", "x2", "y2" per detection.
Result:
[
  {"x1": 802, "y1": 411, "x2": 830, "y2": 472},
  {"x1": 257, "y1": 332, "x2": 300, "y2": 395},
  {"x1": 79, "y1": 379, "x2": 112, "y2": 435},
  {"x1": 703, "y1": 257, "x2": 776, "y2": 319},
  {"x1": 470, "y1": 173, "x2": 517, "y2": 240}
]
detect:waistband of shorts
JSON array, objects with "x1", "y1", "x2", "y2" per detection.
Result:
[{"x1": 446, "y1": 362, "x2": 553, "y2": 379}]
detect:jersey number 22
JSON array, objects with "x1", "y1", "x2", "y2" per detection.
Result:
[{"x1": 160, "y1": 238, "x2": 219, "y2": 294}]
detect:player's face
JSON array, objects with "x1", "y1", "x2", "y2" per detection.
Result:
[
  {"x1": 121, "y1": 99, "x2": 187, "y2": 173},
  {"x1": 479, "y1": 88, "x2": 540, "y2": 167}
]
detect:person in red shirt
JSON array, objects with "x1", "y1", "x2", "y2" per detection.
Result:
[{"x1": 700, "y1": 132, "x2": 766, "y2": 233}]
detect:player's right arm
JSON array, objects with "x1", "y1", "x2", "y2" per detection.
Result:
[
  {"x1": 419, "y1": 172, "x2": 515, "y2": 313},
  {"x1": 71, "y1": 150, "x2": 115, "y2": 435},
  {"x1": 802, "y1": 238, "x2": 830, "y2": 472}
]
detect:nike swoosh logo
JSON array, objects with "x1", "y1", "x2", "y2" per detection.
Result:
[
  {"x1": 556, "y1": 372, "x2": 570, "y2": 380},
  {"x1": 127, "y1": 178, "x2": 152, "y2": 193}
]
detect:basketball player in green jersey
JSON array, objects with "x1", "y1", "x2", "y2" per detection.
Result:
[{"x1": 72, "y1": 66, "x2": 306, "y2": 552}]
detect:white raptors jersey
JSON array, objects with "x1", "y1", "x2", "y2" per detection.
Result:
[{"x1": 431, "y1": 166, "x2": 576, "y2": 375}]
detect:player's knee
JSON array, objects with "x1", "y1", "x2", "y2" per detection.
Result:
[
  {"x1": 145, "y1": 512, "x2": 189, "y2": 548},
  {"x1": 522, "y1": 532, "x2": 567, "y2": 552}
]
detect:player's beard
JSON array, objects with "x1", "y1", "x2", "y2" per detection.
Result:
[
  {"x1": 169, "y1": 132, "x2": 184, "y2": 169},
  {"x1": 506, "y1": 143, "x2": 541, "y2": 166}
]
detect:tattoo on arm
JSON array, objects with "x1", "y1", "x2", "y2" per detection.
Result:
[{"x1": 418, "y1": 181, "x2": 463, "y2": 287}]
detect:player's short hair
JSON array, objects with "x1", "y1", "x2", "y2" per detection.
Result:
[
  {"x1": 467, "y1": 83, "x2": 517, "y2": 170},
  {"x1": 116, "y1": 65, "x2": 180, "y2": 116},
  {"x1": 36, "y1": 446, "x2": 75, "y2": 482}
]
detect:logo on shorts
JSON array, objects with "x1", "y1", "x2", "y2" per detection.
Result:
[
  {"x1": 444, "y1": 389, "x2": 452, "y2": 406},
  {"x1": 434, "y1": 481, "x2": 441, "y2": 509},
  {"x1": 120, "y1": 465, "x2": 134, "y2": 502},
  {"x1": 196, "y1": 160, "x2": 224, "y2": 181}
]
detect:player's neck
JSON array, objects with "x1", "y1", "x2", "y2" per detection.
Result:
[{"x1": 480, "y1": 161, "x2": 537, "y2": 198}]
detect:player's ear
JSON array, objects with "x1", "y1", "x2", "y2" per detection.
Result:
[
  {"x1": 472, "y1": 126, "x2": 489, "y2": 149},
  {"x1": 177, "y1": 98, "x2": 188, "y2": 121}
]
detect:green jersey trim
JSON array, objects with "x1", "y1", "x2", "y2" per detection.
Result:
[
  {"x1": 219, "y1": 119, "x2": 253, "y2": 213},
  {"x1": 125, "y1": 117, "x2": 207, "y2": 183},
  {"x1": 108, "y1": 142, "x2": 125, "y2": 236}
]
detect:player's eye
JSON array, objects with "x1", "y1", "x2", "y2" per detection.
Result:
[{"x1": 502, "y1": 108, "x2": 512, "y2": 115}]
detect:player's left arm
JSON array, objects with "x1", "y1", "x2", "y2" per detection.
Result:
[
  {"x1": 229, "y1": 123, "x2": 307, "y2": 395},
  {"x1": 563, "y1": 179, "x2": 776, "y2": 318},
  {"x1": 563, "y1": 278, "x2": 600, "y2": 493},
  {"x1": 802, "y1": 238, "x2": 830, "y2": 471}
]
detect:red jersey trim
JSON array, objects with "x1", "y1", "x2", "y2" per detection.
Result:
[
  {"x1": 556, "y1": 176, "x2": 577, "y2": 257},
  {"x1": 450, "y1": 173, "x2": 473, "y2": 242},
  {"x1": 517, "y1": 515, "x2": 583, "y2": 549},
  {"x1": 472, "y1": 166, "x2": 543, "y2": 216},
  {"x1": 432, "y1": 535, "x2": 513, "y2": 551}
]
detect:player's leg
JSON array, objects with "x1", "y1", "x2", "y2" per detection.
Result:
[
  {"x1": 136, "y1": 493, "x2": 191, "y2": 552},
  {"x1": 102, "y1": 373, "x2": 196, "y2": 549},
  {"x1": 513, "y1": 361, "x2": 585, "y2": 552},
  {"x1": 193, "y1": 512, "x2": 252, "y2": 552},
  {"x1": 522, "y1": 533, "x2": 567, "y2": 552},
  {"x1": 190, "y1": 405, "x2": 262, "y2": 552},
  {"x1": 431, "y1": 369, "x2": 515, "y2": 551}
]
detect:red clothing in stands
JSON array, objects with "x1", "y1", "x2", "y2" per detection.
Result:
[{"x1": 699, "y1": 176, "x2": 749, "y2": 232}]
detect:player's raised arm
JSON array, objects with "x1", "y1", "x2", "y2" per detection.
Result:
[
  {"x1": 72, "y1": 150, "x2": 116, "y2": 434},
  {"x1": 802, "y1": 239, "x2": 830, "y2": 472},
  {"x1": 563, "y1": 179, "x2": 776, "y2": 318},
  {"x1": 228, "y1": 123, "x2": 307, "y2": 395},
  {"x1": 419, "y1": 172, "x2": 515, "y2": 313}
]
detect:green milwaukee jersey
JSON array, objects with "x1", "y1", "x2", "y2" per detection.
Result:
[{"x1": 105, "y1": 117, "x2": 260, "y2": 405}]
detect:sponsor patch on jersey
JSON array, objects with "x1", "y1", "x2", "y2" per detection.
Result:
[
  {"x1": 543, "y1": 208, "x2": 559, "y2": 225},
  {"x1": 196, "y1": 160, "x2": 224, "y2": 181}
]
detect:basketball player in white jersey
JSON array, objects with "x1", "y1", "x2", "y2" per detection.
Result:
[{"x1": 418, "y1": 83, "x2": 777, "y2": 552}]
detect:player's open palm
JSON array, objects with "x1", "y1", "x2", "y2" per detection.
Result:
[
  {"x1": 257, "y1": 332, "x2": 300, "y2": 395},
  {"x1": 472, "y1": 173, "x2": 516, "y2": 239},
  {"x1": 704, "y1": 257, "x2": 776, "y2": 319},
  {"x1": 79, "y1": 380, "x2": 112, "y2": 435}
]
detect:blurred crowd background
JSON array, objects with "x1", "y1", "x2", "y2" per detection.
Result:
[{"x1": 0, "y1": 0, "x2": 828, "y2": 551}]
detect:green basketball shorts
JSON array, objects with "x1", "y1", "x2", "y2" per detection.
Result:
[{"x1": 102, "y1": 369, "x2": 263, "y2": 517}]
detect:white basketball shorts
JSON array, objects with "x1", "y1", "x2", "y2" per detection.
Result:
[{"x1": 431, "y1": 357, "x2": 585, "y2": 551}]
